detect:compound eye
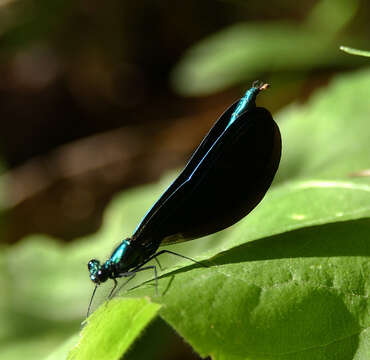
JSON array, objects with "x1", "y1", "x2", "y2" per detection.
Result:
[{"x1": 88, "y1": 259, "x2": 100, "y2": 270}]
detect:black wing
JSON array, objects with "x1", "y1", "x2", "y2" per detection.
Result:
[
  {"x1": 131, "y1": 100, "x2": 240, "y2": 236},
  {"x1": 132, "y1": 106, "x2": 281, "y2": 248}
]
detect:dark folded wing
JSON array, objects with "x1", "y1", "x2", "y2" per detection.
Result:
[
  {"x1": 132, "y1": 106, "x2": 281, "y2": 247},
  {"x1": 131, "y1": 100, "x2": 240, "y2": 237}
]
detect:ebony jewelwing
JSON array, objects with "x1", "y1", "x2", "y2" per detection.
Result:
[{"x1": 87, "y1": 81, "x2": 281, "y2": 316}]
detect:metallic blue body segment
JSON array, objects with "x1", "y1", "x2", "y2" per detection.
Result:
[
  {"x1": 110, "y1": 239, "x2": 130, "y2": 264},
  {"x1": 226, "y1": 87, "x2": 259, "y2": 130}
]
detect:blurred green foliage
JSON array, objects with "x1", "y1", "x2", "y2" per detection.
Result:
[{"x1": 171, "y1": 0, "x2": 368, "y2": 95}]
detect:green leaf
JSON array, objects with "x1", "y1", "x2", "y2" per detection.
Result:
[
  {"x1": 275, "y1": 68, "x2": 370, "y2": 181},
  {"x1": 67, "y1": 298, "x2": 161, "y2": 360},
  {"x1": 340, "y1": 46, "x2": 370, "y2": 58},
  {"x1": 171, "y1": 22, "x2": 338, "y2": 95},
  {"x1": 171, "y1": 0, "x2": 363, "y2": 95},
  {"x1": 305, "y1": 0, "x2": 359, "y2": 35},
  {"x1": 130, "y1": 219, "x2": 369, "y2": 360}
]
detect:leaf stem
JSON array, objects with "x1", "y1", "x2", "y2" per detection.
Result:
[{"x1": 340, "y1": 46, "x2": 370, "y2": 57}]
